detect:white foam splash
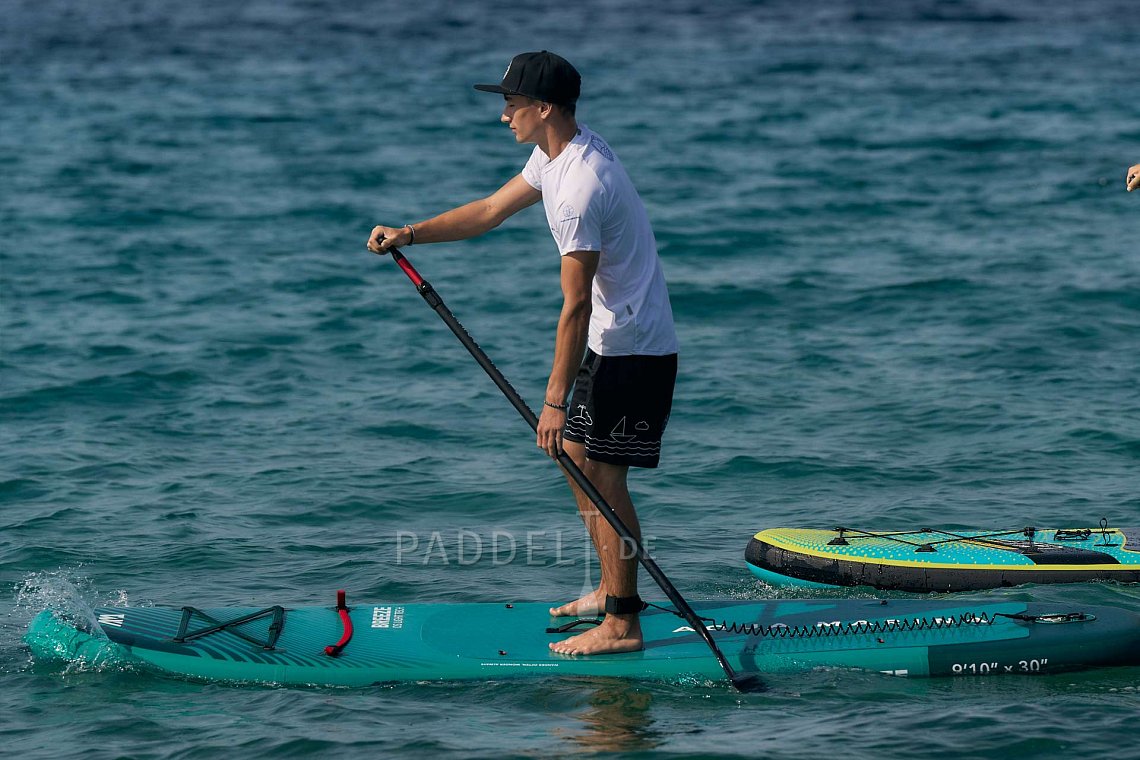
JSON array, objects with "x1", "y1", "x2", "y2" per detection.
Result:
[{"x1": 14, "y1": 567, "x2": 135, "y2": 673}]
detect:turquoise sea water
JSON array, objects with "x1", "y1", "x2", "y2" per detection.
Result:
[{"x1": 3, "y1": 1, "x2": 1139, "y2": 757}]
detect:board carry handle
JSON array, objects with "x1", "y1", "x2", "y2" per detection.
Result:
[
  {"x1": 324, "y1": 589, "x2": 354, "y2": 657},
  {"x1": 379, "y1": 247, "x2": 763, "y2": 693}
]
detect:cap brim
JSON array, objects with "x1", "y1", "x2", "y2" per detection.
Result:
[{"x1": 473, "y1": 84, "x2": 513, "y2": 94}]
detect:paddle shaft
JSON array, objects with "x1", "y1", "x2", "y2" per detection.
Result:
[{"x1": 384, "y1": 248, "x2": 756, "y2": 691}]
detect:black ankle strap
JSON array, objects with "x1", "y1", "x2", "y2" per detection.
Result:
[{"x1": 604, "y1": 595, "x2": 648, "y2": 616}]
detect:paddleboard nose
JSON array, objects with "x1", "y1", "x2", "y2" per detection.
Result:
[{"x1": 24, "y1": 609, "x2": 131, "y2": 670}]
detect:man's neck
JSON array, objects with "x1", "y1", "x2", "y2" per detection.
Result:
[{"x1": 537, "y1": 118, "x2": 579, "y2": 161}]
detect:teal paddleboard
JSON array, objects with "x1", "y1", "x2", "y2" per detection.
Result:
[
  {"x1": 746, "y1": 525, "x2": 1140, "y2": 593},
  {"x1": 25, "y1": 596, "x2": 1140, "y2": 686}
]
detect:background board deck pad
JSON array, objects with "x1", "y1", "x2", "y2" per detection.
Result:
[{"x1": 746, "y1": 526, "x2": 1140, "y2": 592}]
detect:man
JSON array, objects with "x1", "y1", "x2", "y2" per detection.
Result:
[{"x1": 367, "y1": 51, "x2": 678, "y2": 656}]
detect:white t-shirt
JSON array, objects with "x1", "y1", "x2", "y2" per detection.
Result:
[{"x1": 521, "y1": 124, "x2": 678, "y2": 357}]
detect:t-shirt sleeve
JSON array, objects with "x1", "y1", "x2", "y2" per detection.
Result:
[
  {"x1": 521, "y1": 147, "x2": 544, "y2": 191},
  {"x1": 552, "y1": 174, "x2": 603, "y2": 255}
]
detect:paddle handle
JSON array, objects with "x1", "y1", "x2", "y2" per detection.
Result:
[{"x1": 384, "y1": 248, "x2": 758, "y2": 691}]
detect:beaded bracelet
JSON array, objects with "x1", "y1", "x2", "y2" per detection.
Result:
[{"x1": 544, "y1": 401, "x2": 568, "y2": 411}]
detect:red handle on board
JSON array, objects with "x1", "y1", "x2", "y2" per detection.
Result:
[{"x1": 324, "y1": 589, "x2": 354, "y2": 657}]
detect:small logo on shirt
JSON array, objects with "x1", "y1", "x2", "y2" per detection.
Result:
[
  {"x1": 590, "y1": 135, "x2": 614, "y2": 161},
  {"x1": 558, "y1": 202, "x2": 578, "y2": 223}
]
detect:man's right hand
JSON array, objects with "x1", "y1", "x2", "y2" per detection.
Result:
[
  {"x1": 536, "y1": 404, "x2": 567, "y2": 459},
  {"x1": 367, "y1": 225, "x2": 412, "y2": 254},
  {"x1": 1128, "y1": 165, "x2": 1140, "y2": 192}
]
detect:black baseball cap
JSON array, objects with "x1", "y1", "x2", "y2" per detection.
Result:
[{"x1": 474, "y1": 51, "x2": 581, "y2": 106}]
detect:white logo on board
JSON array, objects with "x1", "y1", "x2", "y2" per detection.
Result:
[
  {"x1": 371, "y1": 606, "x2": 405, "y2": 629},
  {"x1": 672, "y1": 623, "x2": 728, "y2": 633},
  {"x1": 97, "y1": 613, "x2": 125, "y2": 628}
]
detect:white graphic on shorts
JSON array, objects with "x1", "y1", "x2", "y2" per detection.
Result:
[
  {"x1": 609, "y1": 416, "x2": 636, "y2": 442},
  {"x1": 569, "y1": 406, "x2": 593, "y2": 427},
  {"x1": 565, "y1": 407, "x2": 660, "y2": 458}
]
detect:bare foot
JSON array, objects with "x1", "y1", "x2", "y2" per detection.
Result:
[
  {"x1": 549, "y1": 615, "x2": 643, "y2": 655},
  {"x1": 549, "y1": 589, "x2": 604, "y2": 617}
]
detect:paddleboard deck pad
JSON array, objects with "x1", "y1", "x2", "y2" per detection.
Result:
[
  {"x1": 747, "y1": 525, "x2": 1140, "y2": 592},
  {"x1": 25, "y1": 594, "x2": 1140, "y2": 686}
]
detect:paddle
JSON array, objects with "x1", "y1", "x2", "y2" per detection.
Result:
[{"x1": 377, "y1": 246, "x2": 763, "y2": 693}]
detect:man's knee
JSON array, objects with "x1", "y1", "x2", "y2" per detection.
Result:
[{"x1": 582, "y1": 459, "x2": 629, "y2": 491}]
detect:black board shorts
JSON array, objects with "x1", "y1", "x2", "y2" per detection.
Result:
[{"x1": 562, "y1": 349, "x2": 678, "y2": 469}]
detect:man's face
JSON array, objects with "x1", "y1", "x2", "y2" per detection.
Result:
[{"x1": 501, "y1": 95, "x2": 544, "y2": 144}]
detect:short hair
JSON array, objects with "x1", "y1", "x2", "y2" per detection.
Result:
[{"x1": 510, "y1": 94, "x2": 577, "y2": 118}]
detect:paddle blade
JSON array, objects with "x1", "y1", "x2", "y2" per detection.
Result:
[{"x1": 730, "y1": 672, "x2": 767, "y2": 693}]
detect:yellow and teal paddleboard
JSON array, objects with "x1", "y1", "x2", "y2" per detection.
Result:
[
  {"x1": 747, "y1": 525, "x2": 1140, "y2": 592},
  {"x1": 25, "y1": 593, "x2": 1140, "y2": 686}
]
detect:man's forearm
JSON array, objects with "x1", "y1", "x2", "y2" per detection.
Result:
[
  {"x1": 412, "y1": 198, "x2": 503, "y2": 244},
  {"x1": 369, "y1": 174, "x2": 541, "y2": 254},
  {"x1": 546, "y1": 299, "x2": 591, "y2": 404}
]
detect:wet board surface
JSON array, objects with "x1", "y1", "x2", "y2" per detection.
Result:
[{"x1": 25, "y1": 597, "x2": 1140, "y2": 686}]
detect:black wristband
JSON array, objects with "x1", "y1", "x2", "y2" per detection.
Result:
[{"x1": 544, "y1": 401, "x2": 568, "y2": 411}]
